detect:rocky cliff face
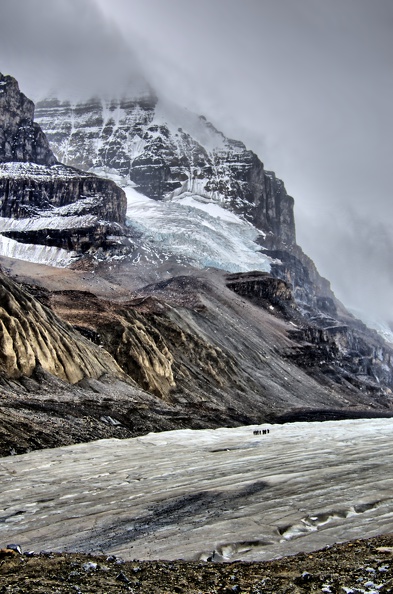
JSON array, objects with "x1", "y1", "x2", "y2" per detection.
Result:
[
  {"x1": 36, "y1": 94, "x2": 340, "y2": 312},
  {"x1": 0, "y1": 163, "x2": 125, "y2": 222},
  {"x1": 0, "y1": 73, "x2": 56, "y2": 166},
  {"x1": 0, "y1": 162, "x2": 128, "y2": 253},
  {"x1": 36, "y1": 97, "x2": 295, "y2": 248},
  {"x1": 264, "y1": 245, "x2": 337, "y2": 312},
  {"x1": 225, "y1": 270, "x2": 393, "y2": 396},
  {"x1": 0, "y1": 74, "x2": 129, "y2": 258},
  {"x1": 226, "y1": 271, "x2": 294, "y2": 313}
]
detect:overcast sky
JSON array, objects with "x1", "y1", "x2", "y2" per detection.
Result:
[{"x1": 0, "y1": 0, "x2": 392, "y2": 321}]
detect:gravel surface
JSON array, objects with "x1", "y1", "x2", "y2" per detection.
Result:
[{"x1": 1, "y1": 534, "x2": 393, "y2": 592}]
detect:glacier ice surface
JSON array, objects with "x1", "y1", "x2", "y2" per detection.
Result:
[
  {"x1": 0, "y1": 418, "x2": 392, "y2": 562},
  {"x1": 124, "y1": 184, "x2": 271, "y2": 273}
]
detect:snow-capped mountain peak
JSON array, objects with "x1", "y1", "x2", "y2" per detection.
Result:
[{"x1": 35, "y1": 92, "x2": 296, "y2": 247}]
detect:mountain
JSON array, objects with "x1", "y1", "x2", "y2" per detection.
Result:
[
  {"x1": 35, "y1": 96, "x2": 295, "y2": 246},
  {"x1": 35, "y1": 94, "x2": 338, "y2": 312},
  {"x1": 1, "y1": 73, "x2": 393, "y2": 456}
]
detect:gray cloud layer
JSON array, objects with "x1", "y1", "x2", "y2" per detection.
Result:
[
  {"x1": 0, "y1": 0, "x2": 392, "y2": 320},
  {"x1": 0, "y1": 0, "x2": 146, "y2": 98}
]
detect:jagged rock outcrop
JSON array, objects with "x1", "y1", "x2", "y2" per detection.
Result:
[
  {"x1": 0, "y1": 73, "x2": 56, "y2": 166},
  {"x1": 225, "y1": 270, "x2": 393, "y2": 397},
  {"x1": 36, "y1": 97, "x2": 296, "y2": 248},
  {"x1": 0, "y1": 74, "x2": 130, "y2": 257},
  {"x1": 264, "y1": 246, "x2": 338, "y2": 313},
  {"x1": 0, "y1": 163, "x2": 128, "y2": 253},
  {"x1": 286, "y1": 319, "x2": 393, "y2": 391},
  {"x1": 226, "y1": 271, "x2": 293, "y2": 314},
  {"x1": 0, "y1": 163, "x2": 126, "y2": 221}
]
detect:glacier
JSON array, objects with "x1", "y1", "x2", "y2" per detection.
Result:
[
  {"x1": 124, "y1": 183, "x2": 272, "y2": 273},
  {"x1": 0, "y1": 179, "x2": 273, "y2": 273},
  {"x1": 1, "y1": 418, "x2": 393, "y2": 562}
]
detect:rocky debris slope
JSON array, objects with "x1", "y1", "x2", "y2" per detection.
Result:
[
  {"x1": 0, "y1": 73, "x2": 130, "y2": 259},
  {"x1": 1, "y1": 535, "x2": 393, "y2": 593},
  {"x1": 0, "y1": 265, "x2": 218, "y2": 456},
  {"x1": 27, "y1": 265, "x2": 393, "y2": 415},
  {"x1": 0, "y1": 370, "x2": 189, "y2": 458},
  {"x1": 2, "y1": 259, "x2": 393, "y2": 456}
]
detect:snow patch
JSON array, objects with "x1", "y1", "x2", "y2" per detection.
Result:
[
  {"x1": 0, "y1": 162, "x2": 91, "y2": 181},
  {"x1": 0, "y1": 235, "x2": 77, "y2": 267},
  {"x1": 0, "y1": 214, "x2": 99, "y2": 233}
]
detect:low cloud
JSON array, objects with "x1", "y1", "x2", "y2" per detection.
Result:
[
  {"x1": 0, "y1": 0, "x2": 147, "y2": 100},
  {"x1": 299, "y1": 207, "x2": 393, "y2": 321}
]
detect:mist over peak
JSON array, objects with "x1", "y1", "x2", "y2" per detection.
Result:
[{"x1": 0, "y1": 0, "x2": 150, "y2": 102}]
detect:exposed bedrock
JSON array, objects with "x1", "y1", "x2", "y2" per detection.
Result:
[
  {"x1": 226, "y1": 271, "x2": 293, "y2": 315},
  {"x1": 264, "y1": 246, "x2": 337, "y2": 312},
  {"x1": 2, "y1": 223, "x2": 128, "y2": 254},
  {"x1": 287, "y1": 321, "x2": 393, "y2": 390},
  {"x1": 225, "y1": 271, "x2": 393, "y2": 396},
  {"x1": 36, "y1": 96, "x2": 296, "y2": 248},
  {"x1": 0, "y1": 73, "x2": 56, "y2": 166},
  {"x1": 0, "y1": 166, "x2": 126, "y2": 222},
  {"x1": 0, "y1": 73, "x2": 129, "y2": 255},
  {"x1": 0, "y1": 164, "x2": 129, "y2": 254}
]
